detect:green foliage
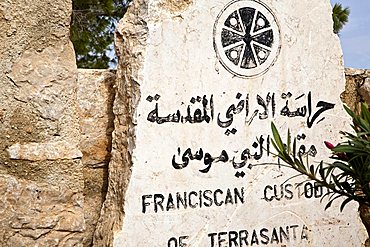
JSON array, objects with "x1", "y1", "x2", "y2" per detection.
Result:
[
  {"x1": 270, "y1": 103, "x2": 370, "y2": 211},
  {"x1": 70, "y1": 0, "x2": 130, "y2": 68},
  {"x1": 332, "y1": 3, "x2": 350, "y2": 34}
]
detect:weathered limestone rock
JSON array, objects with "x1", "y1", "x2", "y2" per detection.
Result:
[
  {"x1": 77, "y1": 69, "x2": 116, "y2": 167},
  {"x1": 93, "y1": 1, "x2": 147, "y2": 245},
  {"x1": 96, "y1": 0, "x2": 367, "y2": 246},
  {"x1": 343, "y1": 68, "x2": 370, "y2": 109},
  {"x1": 0, "y1": 65, "x2": 116, "y2": 246},
  {"x1": 360, "y1": 77, "x2": 370, "y2": 104},
  {"x1": 77, "y1": 69, "x2": 116, "y2": 246},
  {"x1": 1, "y1": 0, "x2": 369, "y2": 246},
  {"x1": 0, "y1": 174, "x2": 85, "y2": 247},
  {"x1": 7, "y1": 141, "x2": 82, "y2": 161},
  {"x1": 7, "y1": 42, "x2": 79, "y2": 139},
  {"x1": 0, "y1": 0, "x2": 86, "y2": 245}
]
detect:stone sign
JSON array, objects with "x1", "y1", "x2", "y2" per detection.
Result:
[{"x1": 96, "y1": 0, "x2": 367, "y2": 246}]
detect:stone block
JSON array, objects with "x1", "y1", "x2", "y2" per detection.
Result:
[{"x1": 95, "y1": 0, "x2": 367, "y2": 246}]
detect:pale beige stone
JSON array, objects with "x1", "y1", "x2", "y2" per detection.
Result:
[
  {"x1": 8, "y1": 40, "x2": 79, "y2": 140},
  {"x1": 0, "y1": 174, "x2": 85, "y2": 246},
  {"x1": 0, "y1": 0, "x2": 86, "y2": 246},
  {"x1": 159, "y1": 0, "x2": 193, "y2": 13},
  {"x1": 77, "y1": 69, "x2": 115, "y2": 246},
  {"x1": 7, "y1": 141, "x2": 82, "y2": 161},
  {"x1": 77, "y1": 69, "x2": 116, "y2": 166},
  {"x1": 343, "y1": 68, "x2": 370, "y2": 109},
  {"x1": 93, "y1": 2, "x2": 147, "y2": 245}
]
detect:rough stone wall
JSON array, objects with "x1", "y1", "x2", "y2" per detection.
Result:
[
  {"x1": 77, "y1": 69, "x2": 116, "y2": 246},
  {"x1": 342, "y1": 68, "x2": 370, "y2": 109},
  {"x1": 93, "y1": 0, "x2": 148, "y2": 245},
  {"x1": 1, "y1": 61, "x2": 115, "y2": 247},
  {"x1": 0, "y1": 0, "x2": 84, "y2": 246},
  {"x1": 0, "y1": 0, "x2": 115, "y2": 245}
]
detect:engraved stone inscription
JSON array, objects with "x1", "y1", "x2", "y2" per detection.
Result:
[
  {"x1": 213, "y1": 0, "x2": 281, "y2": 78},
  {"x1": 107, "y1": 0, "x2": 368, "y2": 246}
]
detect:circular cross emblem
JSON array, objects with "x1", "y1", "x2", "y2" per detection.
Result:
[{"x1": 213, "y1": 0, "x2": 281, "y2": 78}]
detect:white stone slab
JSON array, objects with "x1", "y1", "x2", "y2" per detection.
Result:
[{"x1": 112, "y1": 0, "x2": 367, "y2": 246}]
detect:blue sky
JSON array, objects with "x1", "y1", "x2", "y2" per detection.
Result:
[{"x1": 330, "y1": 0, "x2": 370, "y2": 69}]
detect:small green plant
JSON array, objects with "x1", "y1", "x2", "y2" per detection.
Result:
[{"x1": 270, "y1": 103, "x2": 370, "y2": 237}]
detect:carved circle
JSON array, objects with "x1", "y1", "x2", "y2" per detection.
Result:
[{"x1": 213, "y1": 0, "x2": 281, "y2": 78}]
